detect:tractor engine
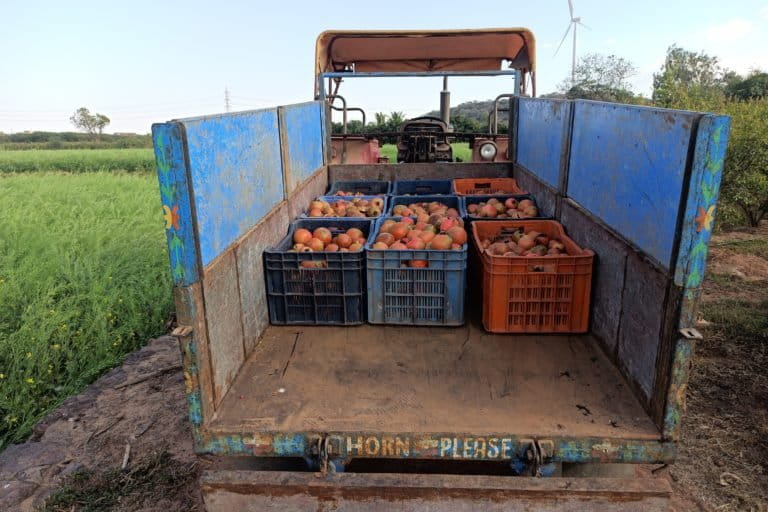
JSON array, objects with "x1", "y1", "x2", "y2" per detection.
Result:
[{"x1": 396, "y1": 116, "x2": 453, "y2": 163}]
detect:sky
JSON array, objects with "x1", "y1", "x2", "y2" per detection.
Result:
[{"x1": 1, "y1": 0, "x2": 767, "y2": 134}]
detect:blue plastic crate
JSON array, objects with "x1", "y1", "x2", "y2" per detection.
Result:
[
  {"x1": 462, "y1": 194, "x2": 549, "y2": 222},
  {"x1": 392, "y1": 179, "x2": 453, "y2": 196},
  {"x1": 386, "y1": 195, "x2": 466, "y2": 218},
  {"x1": 327, "y1": 180, "x2": 391, "y2": 196},
  {"x1": 265, "y1": 218, "x2": 373, "y2": 325},
  {"x1": 365, "y1": 216, "x2": 467, "y2": 326},
  {"x1": 302, "y1": 195, "x2": 388, "y2": 219}
]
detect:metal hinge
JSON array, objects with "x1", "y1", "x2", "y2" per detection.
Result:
[
  {"x1": 520, "y1": 439, "x2": 556, "y2": 477},
  {"x1": 679, "y1": 328, "x2": 703, "y2": 340}
]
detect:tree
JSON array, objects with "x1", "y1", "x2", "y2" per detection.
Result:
[
  {"x1": 559, "y1": 53, "x2": 637, "y2": 103},
  {"x1": 70, "y1": 107, "x2": 110, "y2": 135},
  {"x1": 652, "y1": 46, "x2": 725, "y2": 108},
  {"x1": 719, "y1": 99, "x2": 768, "y2": 227},
  {"x1": 726, "y1": 71, "x2": 768, "y2": 100}
]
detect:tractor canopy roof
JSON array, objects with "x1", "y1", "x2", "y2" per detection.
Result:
[{"x1": 315, "y1": 28, "x2": 536, "y2": 77}]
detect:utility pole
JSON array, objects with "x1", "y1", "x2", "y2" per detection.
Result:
[{"x1": 225, "y1": 87, "x2": 231, "y2": 112}]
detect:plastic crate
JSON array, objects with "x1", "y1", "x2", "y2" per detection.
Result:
[
  {"x1": 392, "y1": 179, "x2": 453, "y2": 195},
  {"x1": 265, "y1": 218, "x2": 373, "y2": 325},
  {"x1": 453, "y1": 177, "x2": 525, "y2": 195},
  {"x1": 301, "y1": 195, "x2": 388, "y2": 219},
  {"x1": 471, "y1": 220, "x2": 594, "y2": 334},
  {"x1": 327, "y1": 180, "x2": 391, "y2": 196},
  {"x1": 365, "y1": 216, "x2": 467, "y2": 326},
  {"x1": 386, "y1": 195, "x2": 466, "y2": 217},
  {"x1": 462, "y1": 194, "x2": 548, "y2": 222}
]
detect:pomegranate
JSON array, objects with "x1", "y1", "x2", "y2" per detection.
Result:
[
  {"x1": 346, "y1": 228, "x2": 364, "y2": 241},
  {"x1": 429, "y1": 234, "x2": 452, "y2": 250},
  {"x1": 380, "y1": 220, "x2": 396, "y2": 233},
  {"x1": 409, "y1": 260, "x2": 428, "y2": 268},
  {"x1": 293, "y1": 228, "x2": 312, "y2": 244},
  {"x1": 348, "y1": 242, "x2": 363, "y2": 251},
  {"x1": 307, "y1": 238, "x2": 325, "y2": 252},
  {"x1": 372, "y1": 241, "x2": 389, "y2": 250},
  {"x1": 390, "y1": 222, "x2": 410, "y2": 240},
  {"x1": 504, "y1": 197, "x2": 518, "y2": 210},
  {"x1": 325, "y1": 243, "x2": 339, "y2": 252},
  {"x1": 446, "y1": 226, "x2": 467, "y2": 245},
  {"x1": 518, "y1": 235, "x2": 535, "y2": 251},
  {"x1": 439, "y1": 217, "x2": 456, "y2": 232},
  {"x1": 480, "y1": 204, "x2": 498, "y2": 218},
  {"x1": 313, "y1": 227, "x2": 332, "y2": 245},
  {"x1": 390, "y1": 242, "x2": 408, "y2": 250},
  {"x1": 376, "y1": 233, "x2": 394, "y2": 245},
  {"x1": 420, "y1": 231, "x2": 436, "y2": 244},
  {"x1": 406, "y1": 238, "x2": 426, "y2": 250}
]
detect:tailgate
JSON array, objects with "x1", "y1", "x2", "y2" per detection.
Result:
[{"x1": 201, "y1": 470, "x2": 671, "y2": 511}]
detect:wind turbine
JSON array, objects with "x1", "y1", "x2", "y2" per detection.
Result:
[{"x1": 554, "y1": 0, "x2": 590, "y2": 85}]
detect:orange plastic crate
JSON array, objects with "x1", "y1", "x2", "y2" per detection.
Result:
[
  {"x1": 471, "y1": 220, "x2": 594, "y2": 334},
  {"x1": 453, "y1": 177, "x2": 525, "y2": 196}
]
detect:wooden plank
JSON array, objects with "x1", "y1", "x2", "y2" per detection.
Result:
[
  {"x1": 560, "y1": 200, "x2": 627, "y2": 356},
  {"x1": 202, "y1": 470, "x2": 671, "y2": 512},
  {"x1": 567, "y1": 102, "x2": 701, "y2": 269},
  {"x1": 328, "y1": 162, "x2": 511, "y2": 182},
  {"x1": 151, "y1": 122, "x2": 200, "y2": 286},
  {"x1": 181, "y1": 109, "x2": 284, "y2": 267},
  {"x1": 235, "y1": 204, "x2": 290, "y2": 356},
  {"x1": 202, "y1": 250, "x2": 245, "y2": 406},
  {"x1": 673, "y1": 115, "x2": 731, "y2": 323},
  {"x1": 173, "y1": 283, "x2": 215, "y2": 426},
  {"x1": 617, "y1": 252, "x2": 670, "y2": 404},
  {"x1": 210, "y1": 324, "x2": 659, "y2": 440}
]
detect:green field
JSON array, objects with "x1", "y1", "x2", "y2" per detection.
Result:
[
  {"x1": 0, "y1": 148, "x2": 155, "y2": 173},
  {"x1": 0, "y1": 172, "x2": 171, "y2": 448},
  {"x1": 380, "y1": 142, "x2": 472, "y2": 162}
]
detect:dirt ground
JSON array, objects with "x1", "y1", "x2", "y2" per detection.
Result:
[{"x1": 0, "y1": 227, "x2": 765, "y2": 512}]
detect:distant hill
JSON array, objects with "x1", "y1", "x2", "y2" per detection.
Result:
[
  {"x1": 423, "y1": 99, "x2": 510, "y2": 133},
  {"x1": 423, "y1": 99, "x2": 509, "y2": 124}
]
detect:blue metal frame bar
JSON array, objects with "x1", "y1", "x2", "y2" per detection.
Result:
[{"x1": 317, "y1": 70, "x2": 521, "y2": 100}]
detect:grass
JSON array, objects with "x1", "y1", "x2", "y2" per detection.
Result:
[
  {"x1": 380, "y1": 142, "x2": 472, "y2": 163},
  {"x1": 0, "y1": 148, "x2": 155, "y2": 173},
  {"x1": 711, "y1": 237, "x2": 768, "y2": 259},
  {"x1": 42, "y1": 451, "x2": 198, "y2": 512},
  {"x1": 0, "y1": 172, "x2": 171, "y2": 449}
]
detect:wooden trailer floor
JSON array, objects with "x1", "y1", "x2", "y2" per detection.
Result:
[{"x1": 210, "y1": 323, "x2": 660, "y2": 440}]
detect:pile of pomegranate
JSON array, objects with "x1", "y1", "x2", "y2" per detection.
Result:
[
  {"x1": 332, "y1": 190, "x2": 383, "y2": 197},
  {"x1": 289, "y1": 226, "x2": 366, "y2": 253},
  {"x1": 467, "y1": 197, "x2": 539, "y2": 219},
  {"x1": 391, "y1": 201, "x2": 461, "y2": 219},
  {"x1": 371, "y1": 214, "x2": 467, "y2": 252},
  {"x1": 307, "y1": 197, "x2": 384, "y2": 218},
  {"x1": 478, "y1": 227, "x2": 569, "y2": 257}
]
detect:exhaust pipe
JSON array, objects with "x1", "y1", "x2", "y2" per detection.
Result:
[{"x1": 440, "y1": 76, "x2": 450, "y2": 127}]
